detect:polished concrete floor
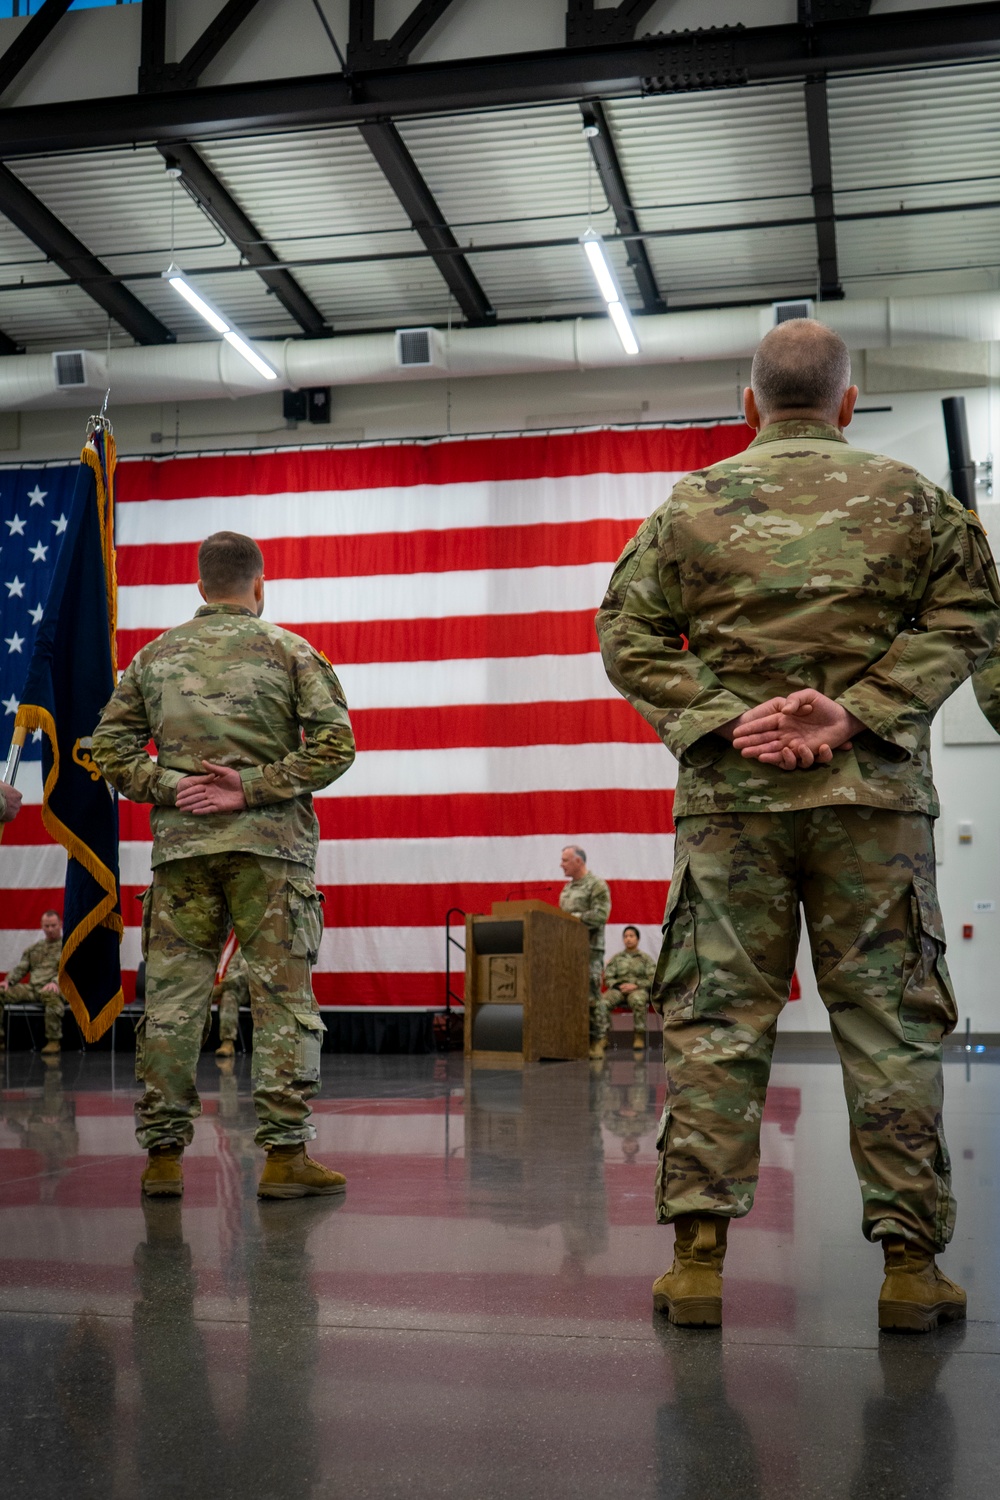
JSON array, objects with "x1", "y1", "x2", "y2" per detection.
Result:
[{"x1": 1, "y1": 1039, "x2": 998, "y2": 1499}]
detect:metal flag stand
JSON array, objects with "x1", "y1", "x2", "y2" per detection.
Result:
[{"x1": 0, "y1": 394, "x2": 113, "y2": 845}]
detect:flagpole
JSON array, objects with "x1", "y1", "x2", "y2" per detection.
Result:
[{"x1": 0, "y1": 724, "x2": 27, "y2": 846}]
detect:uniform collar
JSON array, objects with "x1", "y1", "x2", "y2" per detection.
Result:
[
  {"x1": 749, "y1": 419, "x2": 847, "y2": 447},
  {"x1": 194, "y1": 603, "x2": 258, "y2": 618}
]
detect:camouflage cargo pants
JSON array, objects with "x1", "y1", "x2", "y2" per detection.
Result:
[
  {"x1": 0, "y1": 984, "x2": 64, "y2": 1042},
  {"x1": 590, "y1": 952, "x2": 610, "y2": 1041},
  {"x1": 212, "y1": 975, "x2": 242, "y2": 1044},
  {"x1": 137, "y1": 853, "x2": 325, "y2": 1150},
  {"x1": 615, "y1": 987, "x2": 650, "y2": 1034},
  {"x1": 655, "y1": 808, "x2": 956, "y2": 1253}
]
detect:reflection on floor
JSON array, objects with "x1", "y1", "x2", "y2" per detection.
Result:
[{"x1": 0, "y1": 1041, "x2": 998, "y2": 1498}]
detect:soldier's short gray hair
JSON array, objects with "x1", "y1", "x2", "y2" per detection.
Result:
[
  {"x1": 751, "y1": 319, "x2": 851, "y2": 418},
  {"x1": 563, "y1": 844, "x2": 586, "y2": 863},
  {"x1": 198, "y1": 532, "x2": 265, "y2": 596}
]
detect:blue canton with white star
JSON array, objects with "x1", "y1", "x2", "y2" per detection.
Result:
[{"x1": 0, "y1": 467, "x2": 76, "y2": 760}]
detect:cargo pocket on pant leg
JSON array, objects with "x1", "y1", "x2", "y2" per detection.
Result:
[
  {"x1": 288, "y1": 878, "x2": 324, "y2": 964},
  {"x1": 290, "y1": 1008, "x2": 324, "y2": 1084},
  {"x1": 652, "y1": 856, "x2": 700, "y2": 1021},
  {"x1": 654, "y1": 1103, "x2": 672, "y2": 1223},
  {"x1": 134, "y1": 1014, "x2": 147, "y2": 1083},
  {"x1": 900, "y1": 876, "x2": 958, "y2": 1041},
  {"x1": 138, "y1": 885, "x2": 153, "y2": 962}
]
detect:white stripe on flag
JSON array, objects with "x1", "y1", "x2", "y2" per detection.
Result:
[
  {"x1": 119, "y1": 563, "x2": 615, "y2": 631},
  {"x1": 115, "y1": 472, "x2": 679, "y2": 544},
  {"x1": 114, "y1": 831, "x2": 675, "y2": 889},
  {"x1": 337, "y1": 654, "x2": 616, "y2": 709},
  {"x1": 320, "y1": 742, "x2": 673, "y2": 798}
]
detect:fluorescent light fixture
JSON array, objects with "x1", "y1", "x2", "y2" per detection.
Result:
[
  {"x1": 579, "y1": 231, "x2": 640, "y2": 356},
  {"x1": 164, "y1": 264, "x2": 278, "y2": 379},
  {"x1": 224, "y1": 330, "x2": 278, "y2": 380}
]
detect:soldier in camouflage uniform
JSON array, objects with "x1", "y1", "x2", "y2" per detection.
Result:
[
  {"x1": 558, "y1": 844, "x2": 612, "y2": 1058},
  {"x1": 603, "y1": 925, "x2": 656, "y2": 1049},
  {"x1": 972, "y1": 642, "x2": 1000, "y2": 730},
  {"x1": 597, "y1": 319, "x2": 1000, "y2": 1331},
  {"x1": 210, "y1": 944, "x2": 249, "y2": 1059},
  {"x1": 0, "y1": 910, "x2": 65, "y2": 1052},
  {"x1": 92, "y1": 531, "x2": 355, "y2": 1200}
]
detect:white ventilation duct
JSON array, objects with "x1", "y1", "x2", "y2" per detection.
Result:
[{"x1": 6, "y1": 291, "x2": 1000, "y2": 411}]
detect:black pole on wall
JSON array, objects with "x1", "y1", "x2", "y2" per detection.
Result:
[{"x1": 942, "y1": 395, "x2": 978, "y2": 513}]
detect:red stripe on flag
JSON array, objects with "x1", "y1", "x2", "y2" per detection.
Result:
[
  {"x1": 118, "y1": 788, "x2": 675, "y2": 842},
  {"x1": 117, "y1": 609, "x2": 601, "y2": 669},
  {"x1": 351, "y1": 700, "x2": 660, "y2": 750},
  {"x1": 116, "y1": 879, "x2": 670, "y2": 929},
  {"x1": 117, "y1": 425, "x2": 750, "y2": 501},
  {"x1": 117, "y1": 518, "x2": 640, "y2": 587}
]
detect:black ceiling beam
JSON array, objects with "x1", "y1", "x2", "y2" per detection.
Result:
[
  {"x1": 5, "y1": 4, "x2": 1000, "y2": 156},
  {"x1": 0, "y1": 164, "x2": 173, "y2": 344},
  {"x1": 349, "y1": 0, "x2": 461, "y2": 69},
  {"x1": 358, "y1": 121, "x2": 494, "y2": 324},
  {"x1": 798, "y1": 1, "x2": 872, "y2": 23},
  {"x1": 0, "y1": 0, "x2": 73, "y2": 100},
  {"x1": 140, "y1": 0, "x2": 264, "y2": 93},
  {"x1": 0, "y1": 325, "x2": 20, "y2": 356},
  {"x1": 158, "y1": 142, "x2": 331, "y2": 335},
  {"x1": 804, "y1": 74, "x2": 843, "y2": 299},
  {"x1": 580, "y1": 101, "x2": 664, "y2": 313},
  {"x1": 566, "y1": 1, "x2": 660, "y2": 47}
]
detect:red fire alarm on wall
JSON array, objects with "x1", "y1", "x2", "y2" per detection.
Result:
[{"x1": 963, "y1": 924, "x2": 974, "y2": 940}]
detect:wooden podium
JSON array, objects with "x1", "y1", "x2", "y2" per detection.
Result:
[{"x1": 464, "y1": 899, "x2": 590, "y2": 1065}]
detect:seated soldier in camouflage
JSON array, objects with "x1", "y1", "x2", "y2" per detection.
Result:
[
  {"x1": 210, "y1": 943, "x2": 249, "y2": 1060},
  {"x1": 598, "y1": 318, "x2": 1000, "y2": 1333},
  {"x1": 92, "y1": 531, "x2": 356, "y2": 1201},
  {"x1": 0, "y1": 910, "x2": 65, "y2": 1055},
  {"x1": 603, "y1": 926, "x2": 656, "y2": 1051}
]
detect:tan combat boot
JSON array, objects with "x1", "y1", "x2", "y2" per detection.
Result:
[
  {"x1": 589, "y1": 1037, "x2": 608, "y2": 1061},
  {"x1": 652, "y1": 1214, "x2": 728, "y2": 1327},
  {"x1": 41, "y1": 1040, "x2": 60, "y2": 1055},
  {"x1": 877, "y1": 1237, "x2": 967, "y2": 1332},
  {"x1": 215, "y1": 1039, "x2": 235, "y2": 1058},
  {"x1": 257, "y1": 1144, "x2": 346, "y2": 1199},
  {"x1": 141, "y1": 1146, "x2": 184, "y2": 1198}
]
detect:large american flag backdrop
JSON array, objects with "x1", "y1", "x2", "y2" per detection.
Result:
[{"x1": 1, "y1": 424, "x2": 749, "y2": 1010}]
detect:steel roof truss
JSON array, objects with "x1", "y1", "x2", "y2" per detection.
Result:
[
  {"x1": 804, "y1": 73, "x2": 843, "y2": 300},
  {"x1": 158, "y1": 142, "x2": 331, "y2": 335},
  {"x1": 348, "y1": 0, "x2": 462, "y2": 69},
  {"x1": 358, "y1": 120, "x2": 495, "y2": 325},
  {"x1": 566, "y1": 1, "x2": 661, "y2": 48},
  {"x1": 140, "y1": 0, "x2": 265, "y2": 94},
  {"x1": 580, "y1": 100, "x2": 664, "y2": 314},
  {"x1": 0, "y1": 0, "x2": 73, "y2": 101}
]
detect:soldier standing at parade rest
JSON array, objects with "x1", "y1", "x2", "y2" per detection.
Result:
[
  {"x1": 603, "y1": 925, "x2": 656, "y2": 1051},
  {"x1": 0, "y1": 910, "x2": 64, "y2": 1054},
  {"x1": 558, "y1": 844, "x2": 612, "y2": 1060},
  {"x1": 597, "y1": 319, "x2": 1000, "y2": 1333},
  {"x1": 92, "y1": 531, "x2": 356, "y2": 1200}
]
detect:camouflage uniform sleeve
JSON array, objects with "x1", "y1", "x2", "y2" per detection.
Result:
[
  {"x1": 577, "y1": 877, "x2": 611, "y2": 934},
  {"x1": 640, "y1": 952, "x2": 656, "y2": 986},
  {"x1": 596, "y1": 509, "x2": 751, "y2": 765},
  {"x1": 239, "y1": 646, "x2": 356, "y2": 807},
  {"x1": 838, "y1": 490, "x2": 1000, "y2": 756},
  {"x1": 91, "y1": 658, "x2": 184, "y2": 806},
  {"x1": 972, "y1": 641, "x2": 1000, "y2": 732},
  {"x1": 6, "y1": 947, "x2": 30, "y2": 984},
  {"x1": 603, "y1": 953, "x2": 624, "y2": 989}
]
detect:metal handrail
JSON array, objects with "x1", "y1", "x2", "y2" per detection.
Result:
[{"x1": 444, "y1": 906, "x2": 466, "y2": 1015}]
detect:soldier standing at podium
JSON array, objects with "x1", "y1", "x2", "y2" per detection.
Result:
[{"x1": 558, "y1": 845, "x2": 611, "y2": 1060}]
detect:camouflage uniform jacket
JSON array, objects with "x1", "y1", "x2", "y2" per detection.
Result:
[
  {"x1": 92, "y1": 604, "x2": 356, "y2": 868},
  {"x1": 603, "y1": 948, "x2": 656, "y2": 993},
  {"x1": 597, "y1": 419, "x2": 1000, "y2": 816},
  {"x1": 559, "y1": 873, "x2": 611, "y2": 954},
  {"x1": 6, "y1": 937, "x2": 61, "y2": 987}
]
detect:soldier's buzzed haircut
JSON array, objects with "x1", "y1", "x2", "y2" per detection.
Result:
[
  {"x1": 198, "y1": 532, "x2": 264, "y2": 597},
  {"x1": 41, "y1": 910, "x2": 60, "y2": 919},
  {"x1": 564, "y1": 844, "x2": 586, "y2": 863},
  {"x1": 751, "y1": 319, "x2": 851, "y2": 419}
]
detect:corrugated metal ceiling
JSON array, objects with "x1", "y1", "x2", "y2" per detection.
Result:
[{"x1": 2, "y1": 58, "x2": 1000, "y2": 348}]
